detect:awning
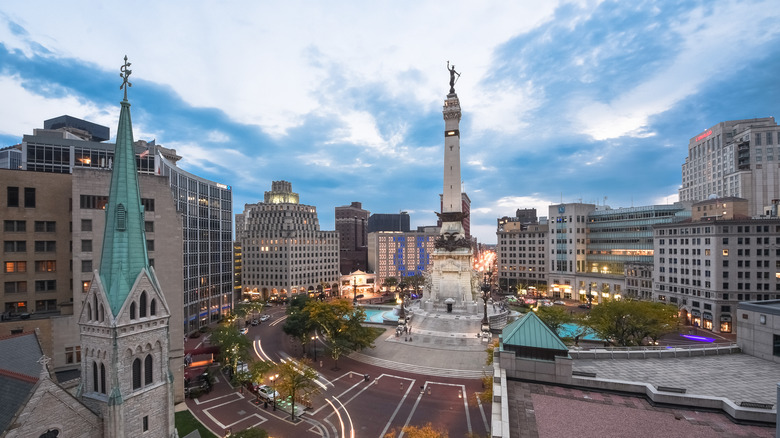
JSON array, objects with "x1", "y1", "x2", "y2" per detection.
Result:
[
  {"x1": 703, "y1": 312, "x2": 712, "y2": 320},
  {"x1": 720, "y1": 315, "x2": 732, "y2": 322},
  {"x1": 691, "y1": 310, "x2": 702, "y2": 317}
]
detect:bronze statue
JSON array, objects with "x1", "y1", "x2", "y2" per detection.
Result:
[
  {"x1": 447, "y1": 61, "x2": 460, "y2": 94},
  {"x1": 120, "y1": 55, "x2": 132, "y2": 100}
]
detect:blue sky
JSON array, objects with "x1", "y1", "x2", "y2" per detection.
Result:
[{"x1": 1, "y1": 1, "x2": 779, "y2": 244}]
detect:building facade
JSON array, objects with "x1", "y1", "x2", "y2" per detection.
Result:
[
  {"x1": 367, "y1": 230, "x2": 438, "y2": 288},
  {"x1": 496, "y1": 223, "x2": 548, "y2": 293},
  {"x1": 335, "y1": 201, "x2": 369, "y2": 274},
  {"x1": 653, "y1": 198, "x2": 780, "y2": 334},
  {"x1": 237, "y1": 181, "x2": 340, "y2": 300},
  {"x1": 679, "y1": 117, "x2": 780, "y2": 217},
  {"x1": 367, "y1": 213, "x2": 410, "y2": 233}
]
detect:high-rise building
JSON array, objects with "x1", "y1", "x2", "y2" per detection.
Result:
[
  {"x1": 679, "y1": 117, "x2": 780, "y2": 216},
  {"x1": 237, "y1": 181, "x2": 340, "y2": 300},
  {"x1": 367, "y1": 230, "x2": 438, "y2": 288},
  {"x1": 335, "y1": 201, "x2": 369, "y2": 274},
  {"x1": 496, "y1": 223, "x2": 548, "y2": 293},
  {"x1": 367, "y1": 212, "x2": 410, "y2": 233}
]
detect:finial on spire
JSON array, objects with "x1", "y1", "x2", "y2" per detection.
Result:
[{"x1": 120, "y1": 55, "x2": 132, "y2": 101}]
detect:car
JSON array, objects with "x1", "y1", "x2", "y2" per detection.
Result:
[
  {"x1": 259, "y1": 314, "x2": 270, "y2": 322},
  {"x1": 578, "y1": 303, "x2": 591, "y2": 309},
  {"x1": 553, "y1": 300, "x2": 566, "y2": 306},
  {"x1": 251, "y1": 320, "x2": 258, "y2": 326},
  {"x1": 254, "y1": 384, "x2": 280, "y2": 401},
  {"x1": 239, "y1": 327, "x2": 249, "y2": 335},
  {"x1": 524, "y1": 298, "x2": 537, "y2": 305}
]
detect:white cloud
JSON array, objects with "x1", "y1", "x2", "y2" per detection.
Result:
[
  {"x1": 206, "y1": 131, "x2": 230, "y2": 143},
  {"x1": 574, "y1": 0, "x2": 780, "y2": 141}
]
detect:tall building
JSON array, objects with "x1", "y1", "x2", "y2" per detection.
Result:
[
  {"x1": 367, "y1": 212, "x2": 410, "y2": 233},
  {"x1": 367, "y1": 230, "x2": 438, "y2": 288},
  {"x1": 653, "y1": 197, "x2": 780, "y2": 334},
  {"x1": 335, "y1": 201, "x2": 369, "y2": 274},
  {"x1": 496, "y1": 223, "x2": 548, "y2": 293},
  {"x1": 679, "y1": 117, "x2": 780, "y2": 216},
  {"x1": 237, "y1": 181, "x2": 340, "y2": 300}
]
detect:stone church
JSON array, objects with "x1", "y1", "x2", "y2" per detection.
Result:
[{"x1": 1, "y1": 60, "x2": 176, "y2": 438}]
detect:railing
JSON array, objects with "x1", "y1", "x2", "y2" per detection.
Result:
[{"x1": 569, "y1": 342, "x2": 740, "y2": 359}]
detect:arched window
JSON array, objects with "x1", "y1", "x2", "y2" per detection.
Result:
[
  {"x1": 150, "y1": 298, "x2": 156, "y2": 316},
  {"x1": 144, "y1": 354, "x2": 153, "y2": 385},
  {"x1": 132, "y1": 358, "x2": 141, "y2": 389},
  {"x1": 99, "y1": 304, "x2": 104, "y2": 322},
  {"x1": 87, "y1": 302, "x2": 92, "y2": 321},
  {"x1": 130, "y1": 302, "x2": 136, "y2": 319},
  {"x1": 93, "y1": 296, "x2": 98, "y2": 319},
  {"x1": 92, "y1": 361, "x2": 98, "y2": 393},
  {"x1": 139, "y1": 291, "x2": 147, "y2": 318},
  {"x1": 100, "y1": 363, "x2": 106, "y2": 394}
]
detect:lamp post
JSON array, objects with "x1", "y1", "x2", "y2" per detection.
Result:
[
  {"x1": 481, "y1": 270, "x2": 491, "y2": 332},
  {"x1": 311, "y1": 334, "x2": 318, "y2": 361},
  {"x1": 397, "y1": 282, "x2": 408, "y2": 323},
  {"x1": 269, "y1": 374, "x2": 279, "y2": 411},
  {"x1": 353, "y1": 276, "x2": 357, "y2": 303}
]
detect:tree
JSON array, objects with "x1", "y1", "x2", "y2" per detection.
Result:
[
  {"x1": 582, "y1": 300, "x2": 679, "y2": 346},
  {"x1": 283, "y1": 295, "x2": 314, "y2": 353},
  {"x1": 210, "y1": 324, "x2": 251, "y2": 375},
  {"x1": 406, "y1": 274, "x2": 425, "y2": 299},
  {"x1": 231, "y1": 427, "x2": 268, "y2": 438},
  {"x1": 384, "y1": 422, "x2": 448, "y2": 438},
  {"x1": 307, "y1": 299, "x2": 375, "y2": 369},
  {"x1": 535, "y1": 306, "x2": 574, "y2": 337},
  {"x1": 248, "y1": 360, "x2": 273, "y2": 391},
  {"x1": 382, "y1": 276, "x2": 398, "y2": 292},
  {"x1": 275, "y1": 358, "x2": 320, "y2": 421}
]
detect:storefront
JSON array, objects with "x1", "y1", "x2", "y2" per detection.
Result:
[
  {"x1": 719, "y1": 314, "x2": 732, "y2": 333},
  {"x1": 702, "y1": 312, "x2": 713, "y2": 330},
  {"x1": 691, "y1": 309, "x2": 702, "y2": 328}
]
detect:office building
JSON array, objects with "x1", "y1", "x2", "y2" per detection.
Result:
[
  {"x1": 496, "y1": 223, "x2": 548, "y2": 293},
  {"x1": 237, "y1": 181, "x2": 340, "y2": 300},
  {"x1": 335, "y1": 201, "x2": 369, "y2": 274},
  {"x1": 680, "y1": 117, "x2": 780, "y2": 217},
  {"x1": 367, "y1": 229, "x2": 438, "y2": 288},
  {"x1": 367, "y1": 212, "x2": 410, "y2": 233}
]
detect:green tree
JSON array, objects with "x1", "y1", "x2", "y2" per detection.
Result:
[
  {"x1": 275, "y1": 358, "x2": 320, "y2": 421},
  {"x1": 282, "y1": 303, "x2": 313, "y2": 354},
  {"x1": 382, "y1": 276, "x2": 398, "y2": 292},
  {"x1": 210, "y1": 324, "x2": 251, "y2": 375},
  {"x1": 582, "y1": 300, "x2": 679, "y2": 346},
  {"x1": 535, "y1": 306, "x2": 574, "y2": 337},
  {"x1": 307, "y1": 299, "x2": 375, "y2": 369},
  {"x1": 406, "y1": 274, "x2": 425, "y2": 298},
  {"x1": 248, "y1": 360, "x2": 273, "y2": 389}
]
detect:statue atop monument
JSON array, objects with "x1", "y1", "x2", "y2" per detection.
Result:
[{"x1": 447, "y1": 61, "x2": 460, "y2": 94}]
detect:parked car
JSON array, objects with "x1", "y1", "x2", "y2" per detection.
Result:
[
  {"x1": 538, "y1": 299, "x2": 553, "y2": 307},
  {"x1": 259, "y1": 314, "x2": 271, "y2": 322},
  {"x1": 239, "y1": 327, "x2": 249, "y2": 335},
  {"x1": 524, "y1": 298, "x2": 537, "y2": 305},
  {"x1": 578, "y1": 303, "x2": 591, "y2": 309},
  {"x1": 251, "y1": 319, "x2": 258, "y2": 326},
  {"x1": 553, "y1": 300, "x2": 566, "y2": 306},
  {"x1": 254, "y1": 384, "x2": 280, "y2": 401}
]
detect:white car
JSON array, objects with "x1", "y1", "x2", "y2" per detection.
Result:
[
  {"x1": 254, "y1": 384, "x2": 280, "y2": 401},
  {"x1": 239, "y1": 327, "x2": 249, "y2": 335},
  {"x1": 259, "y1": 314, "x2": 271, "y2": 322}
]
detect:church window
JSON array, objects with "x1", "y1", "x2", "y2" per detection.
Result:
[
  {"x1": 116, "y1": 204, "x2": 126, "y2": 231},
  {"x1": 140, "y1": 291, "x2": 147, "y2": 318},
  {"x1": 143, "y1": 416, "x2": 149, "y2": 432},
  {"x1": 93, "y1": 296, "x2": 97, "y2": 320},
  {"x1": 87, "y1": 302, "x2": 92, "y2": 321},
  {"x1": 99, "y1": 304, "x2": 104, "y2": 322},
  {"x1": 130, "y1": 302, "x2": 136, "y2": 319},
  {"x1": 132, "y1": 358, "x2": 142, "y2": 389},
  {"x1": 150, "y1": 299, "x2": 156, "y2": 316},
  {"x1": 100, "y1": 363, "x2": 106, "y2": 394},
  {"x1": 92, "y1": 361, "x2": 98, "y2": 392},
  {"x1": 144, "y1": 354, "x2": 153, "y2": 384}
]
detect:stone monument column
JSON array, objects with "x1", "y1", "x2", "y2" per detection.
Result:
[{"x1": 427, "y1": 67, "x2": 475, "y2": 311}]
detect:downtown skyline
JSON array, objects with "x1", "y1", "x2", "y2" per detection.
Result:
[{"x1": 1, "y1": 1, "x2": 780, "y2": 243}]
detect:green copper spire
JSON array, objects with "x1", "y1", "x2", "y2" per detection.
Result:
[{"x1": 99, "y1": 56, "x2": 150, "y2": 316}]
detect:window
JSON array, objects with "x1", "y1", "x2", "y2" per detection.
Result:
[
  {"x1": 34, "y1": 280, "x2": 56, "y2": 292},
  {"x1": 35, "y1": 261, "x2": 56, "y2": 272},
  {"x1": 4, "y1": 261, "x2": 26, "y2": 273},
  {"x1": 81, "y1": 260, "x2": 93, "y2": 273},
  {"x1": 722, "y1": 249, "x2": 728, "y2": 256},
  {"x1": 774, "y1": 335, "x2": 780, "y2": 357},
  {"x1": 4, "y1": 220, "x2": 25, "y2": 232},
  {"x1": 81, "y1": 219, "x2": 92, "y2": 232},
  {"x1": 100, "y1": 363, "x2": 106, "y2": 394},
  {"x1": 24, "y1": 188, "x2": 35, "y2": 208},
  {"x1": 150, "y1": 299, "x2": 156, "y2": 316},
  {"x1": 4, "y1": 241, "x2": 26, "y2": 252},
  {"x1": 34, "y1": 241, "x2": 56, "y2": 252},
  {"x1": 4, "y1": 281, "x2": 27, "y2": 293},
  {"x1": 34, "y1": 221, "x2": 55, "y2": 232},
  {"x1": 82, "y1": 281, "x2": 90, "y2": 293},
  {"x1": 82, "y1": 240, "x2": 93, "y2": 252},
  {"x1": 132, "y1": 358, "x2": 142, "y2": 389},
  {"x1": 146, "y1": 240, "x2": 154, "y2": 251},
  {"x1": 145, "y1": 221, "x2": 154, "y2": 232},
  {"x1": 144, "y1": 354, "x2": 153, "y2": 384},
  {"x1": 130, "y1": 302, "x2": 136, "y2": 319},
  {"x1": 143, "y1": 416, "x2": 149, "y2": 432},
  {"x1": 65, "y1": 346, "x2": 82, "y2": 364},
  {"x1": 7, "y1": 187, "x2": 19, "y2": 207},
  {"x1": 139, "y1": 292, "x2": 147, "y2": 318}
]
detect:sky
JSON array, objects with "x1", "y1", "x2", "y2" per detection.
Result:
[{"x1": 1, "y1": 1, "x2": 779, "y2": 244}]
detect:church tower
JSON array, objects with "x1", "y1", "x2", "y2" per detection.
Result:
[
  {"x1": 77, "y1": 57, "x2": 176, "y2": 437},
  {"x1": 427, "y1": 64, "x2": 476, "y2": 309}
]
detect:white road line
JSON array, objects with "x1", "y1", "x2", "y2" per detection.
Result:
[
  {"x1": 192, "y1": 391, "x2": 241, "y2": 406},
  {"x1": 399, "y1": 382, "x2": 428, "y2": 438},
  {"x1": 477, "y1": 395, "x2": 489, "y2": 432},
  {"x1": 379, "y1": 376, "x2": 418, "y2": 438},
  {"x1": 270, "y1": 315, "x2": 288, "y2": 326}
]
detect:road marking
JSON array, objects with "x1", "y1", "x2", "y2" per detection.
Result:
[
  {"x1": 324, "y1": 397, "x2": 346, "y2": 438},
  {"x1": 279, "y1": 355, "x2": 331, "y2": 390},
  {"x1": 331, "y1": 395, "x2": 354, "y2": 438},
  {"x1": 379, "y1": 376, "x2": 418, "y2": 438},
  {"x1": 270, "y1": 315, "x2": 288, "y2": 326},
  {"x1": 477, "y1": 394, "x2": 489, "y2": 432},
  {"x1": 192, "y1": 391, "x2": 242, "y2": 406}
]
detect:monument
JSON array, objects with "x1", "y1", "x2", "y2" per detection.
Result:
[{"x1": 426, "y1": 62, "x2": 477, "y2": 313}]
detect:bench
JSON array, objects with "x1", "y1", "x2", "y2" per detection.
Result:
[
  {"x1": 656, "y1": 386, "x2": 687, "y2": 394},
  {"x1": 572, "y1": 371, "x2": 597, "y2": 378},
  {"x1": 739, "y1": 401, "x2": 774, "y2": 409}
]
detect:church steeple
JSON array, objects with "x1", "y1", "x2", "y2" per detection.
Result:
[{"x1": 99, "y1": 56, "x2": 150, "y2": 315}]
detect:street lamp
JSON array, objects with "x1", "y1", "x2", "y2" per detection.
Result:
[
  {"x1": 397, "y1": 282, "x2": 408, "y2": 323},
  {"x1": 353, "y1": 276, "x2": 357, "y2": 303},
  {"x1": 269, "y1": 374, "x2": 279, "y2": 411},
  {"x1": 311, "y1": 334, "x2": 318, "y2": 361},
  {"x1": 481, "y1": 270, "x2": 492, "y2": 332}
]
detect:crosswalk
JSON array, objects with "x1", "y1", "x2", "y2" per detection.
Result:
[{"x1": 349, "y1": 351, "x2": 487, "y2": 379}]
